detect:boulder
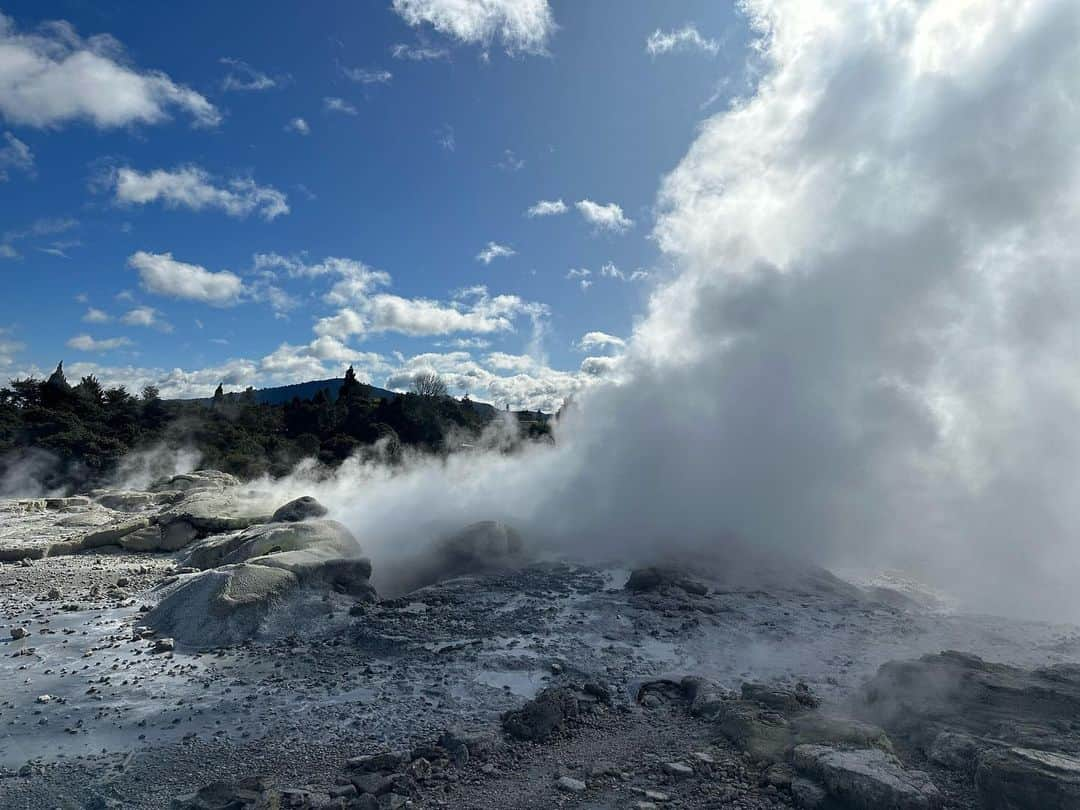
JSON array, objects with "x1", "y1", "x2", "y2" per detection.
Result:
[
  {"x1": 150, "y1": 469, "x2": 239, "y2": 493},
  {"x1": 150, "y1": 519, "x2": 375, "y2": 645},
  {"x1": 792, "y1": 744, "x2": 941, "y2": 810},
  {"x1": 185, "y1": 520, "x2": 374, "y2": 598},
  {"x1": 81, "y1": 518, "x2": 151, "y2": 549},
  {"x1": 157, "y1": 489, "x2": 270, "y2": 539},
  {"x1": 742, "y1": 681, "x2": 820, "y2": 712},
  {"x1": 271, "y1": 495, "x2": 328, "y2": 523},
  {"x1": 389, "y1": 520, "x2": 526, "y2": 594},
  {"x1": 714, "y1": 701, "x2": 792, "y2": 762},
  {"x1": 974, "y1": 747, "x2": 1080, "y2": 810},
  {"x1": 680, "y1": 676, "x2": 732, "y2": 718},
  {"x1": 146, "y1": 563, "x2": 300, "y2": 647},
  {"x1": 93, "y1": 491, "x2": 168, "y2": 512},
  {"x1": 118, "y1": 525, "x2": 168, "y2": 552},
  {"x1": 502, "y1": 687, "x2": 579, "y2": 741},
  {"x1": 928, "y1": 731, "x2": 982, "y2": 771},
  {"x1": 171, "y1": 776, "x2": 270, "y2": 809},
  {"x1": 791, "y1": 715, "x2": 894, "y2": 753},
  {"x1": 625, "y1": 566, "x2": 708, "y2": 596},
  {"x1": 859, "y1": 652, "x2": 1080, "y2": 756}
]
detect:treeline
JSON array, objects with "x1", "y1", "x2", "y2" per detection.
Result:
[{"x1": 0, "y1": 364, "x2": 546, "y2": 492}]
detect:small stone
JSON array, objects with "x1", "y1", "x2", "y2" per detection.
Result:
[
  {"x1": 151, "y1": 637, "x2": 175, "y2": 653},
  {"x1": 10, "y1": 627, "x2": 29, "y2": 640},
  {"x1": 116, "y1": 577, "x2": 130, "y2": 588},
  {"x1": 663, "y1": 762, "x2": 694, "y2": 777},
  {"x1": 556, "y1": 776, "x2": 587, "y2": 793},
  {"x1": 409, "y1": 757, "x2": 432, "y2": 781}
]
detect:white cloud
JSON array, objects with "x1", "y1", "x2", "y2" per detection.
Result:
[
  {"x1": 383, "y1": 349, "x2": 598, "y2": 412},
  {"x1": 436, "y1": 123, "x2": 455, "y2": 151},
  {"x1": 285, "y1": 117, "x2": 310, "y2": 135},
  {"x1": 39, "y1": 359, "x2": 260, "y2": 399},
  {"x1": 565, "y1": 268, "x2": 590, "y2": 280},
  {"x1": 315, "y1": 284, "x2": 545, "y2": 340},
  {"x1": 646, "y1": 25, "x2": 720, "y2": 57},
  {"x1": 0, "y1": 131, "x2": 33, "y2": 181},
  {"x1": 1, "y1": 216, "x2": 77, "y2": 259},
  {"x1": 324, "y1": 97, "x2": 358, "y2": 116},
  {"x1": 526, "y1": 198, "x2": 567, "y2": 217},
  {"x1": 600, "y1": 261, "x2": 648, "y2": 282},
  {"x1": 391, "y1": 0, "x2": 555, "y2": 55},
  {"x1": 343, "y1": 67, "x2": 392, "y2": 84},
  {"x1": 575, "y1": 199, "x2": 633, "y2": 233},
  {"x1": 476, "y1": 241, "x2": 515, "y2": 264},
  {"x1": 485, "y1": 352, "x2": 536, "y2": 373},
  {"x1": 260, "y1": 339, "x2": 388, "y2": 382},
  {"x1": 128, "y1": 251, "x2": 244, "y2": 306},
  {"x1": 0, "y1": 13, "x2": 220, "y2": 129},
  {"x1": 496, "y1": 149, "x2": 524, "y2": 171},
  {"x1": 120, "y1": 305, "x2": 172, "y2": 332},
  {"x1": 0, "y1": 328, "x2": 24, "y2": 366},
  {"x1": 254, "y1": 254, "x2": 392, "y2": 307},
  {"x1": 82, "y1": 307, "x2": 110, "y2": 323},
  {"x1": 391, "y1": 42, "x2": 450, "y2": 61},
  {"x1": 66, "y1": 334, "x2": 132, "y2": 352},
  {"x1": 219, "y1": 57, "x2": 279, "y2": 92},
  {"x1": 110, "y1": 165, "x2": 289, "y2": 221},
  {"x1": 576, "y1": 331, "x2": 625, "y2": 352}
]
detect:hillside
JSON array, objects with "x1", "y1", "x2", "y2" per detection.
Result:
[{"x1": 203, "y1": 377, "x2": 499, "y2": 418}]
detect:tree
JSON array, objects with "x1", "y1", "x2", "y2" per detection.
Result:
[
  {"x1": 141, "y1": 385, "x2": 160, "y2": 402},
  {"x1": 212, "y1": 383, "x2": 225, "y2": 405},
  {"x1": 339, "y1": 365, "x2": 362, "y2": 401},
  {"x1": 411, "y1": 372, "x2": 447, "y2": 398}
]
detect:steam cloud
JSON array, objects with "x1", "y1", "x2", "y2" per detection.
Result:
[
  {"x1": 12, "y1": 1, "x2": 1077, "y2": 623},
  {"x1": 287, "y1": 0, "x2": 1080, "y2": 622}
]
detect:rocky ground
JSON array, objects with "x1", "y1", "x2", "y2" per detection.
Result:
[{"x1": 1, "y1": 472, "x2": 1079, "y2": 809}]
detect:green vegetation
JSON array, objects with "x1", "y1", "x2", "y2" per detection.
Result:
[{"x1": 0, "y1": 363, "x2": 549, "y2": 492}]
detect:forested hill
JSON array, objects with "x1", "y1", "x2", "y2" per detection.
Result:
[
  {"x1": 197, "y1": 377, "x2": 497, "y2": 418},
  {"x1": 0, "y1": 364, "x2": 549, "y2": 495}
]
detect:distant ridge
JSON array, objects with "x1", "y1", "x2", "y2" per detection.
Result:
[{"x1": 192, "y1": 377, "x2": 499, "y2": 417}]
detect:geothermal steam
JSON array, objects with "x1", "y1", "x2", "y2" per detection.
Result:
[{"x1": 279, "y1": 0, "x2": 1080, "y2": 623}]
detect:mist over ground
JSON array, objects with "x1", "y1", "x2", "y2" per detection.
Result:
[{"x1": 231, "y1": 0, "x2": 1080, "y2": 624}]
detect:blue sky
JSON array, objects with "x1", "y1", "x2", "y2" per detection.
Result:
[{"x1": 0, "y1": 0, "x2": 750, "y2": 409}]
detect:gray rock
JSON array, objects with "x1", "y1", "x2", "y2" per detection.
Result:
[
  {"x1": 681, "y1": 676, "x2": 732, "y2": 718},
  {"x1": 93, "y1": 491, "x2": 164, "y2": 512},
  {"x1": 792, "y1": 744, "x2": 941, "y2": 809},
  {"x1": 860, "y1": 651, "x2": 1080, "y2": 756},
  {"x1": 502, "y1": 687, "x2": 579, "y2": 741},
  {"x1": 975, "y1": 746, "x2": 1080, "y2": 810},
  {"x1": 146, "y1": 563, "x2": 299, "y2": 647},
  {"x1": 791, "y1": 776, "x2": 828, "y2": 808},
  {"x1": 556, "y1": 776, "x2": 587, "y2": 793},
  {"x1": 743, "y1": 681, "x2": 820, "y2": 712},
  {"x1": 390, "y1": 520, "x2": 525, "y2": 593},
  {"x1": 271, "y1": 495, "x2": 328, "y2": 523},
  {"x1": 348, "y1": 751, "x2": 410, "y2": 773},
  {"x1": 625, "y1": 566, "x2": 708, "y2": 596},
  {"x1": 81, "y1": 518, "x2": 151, "y2": 549},
  {"x1": 118, "y1": 525, "x2": 167, "y2": 552},
  {"x1": 663, "y1": 762, "x2": 694, "y2": 777},
  {"x1": 714, "y1": 700, "x2": 791, "y2": 762},
  {"x1": 929, "y1": 731, "x2": 982, "y2": 771}
]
